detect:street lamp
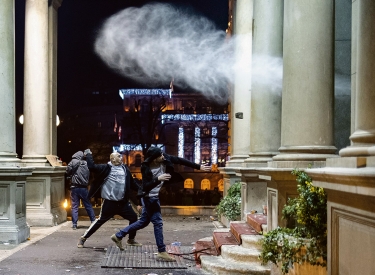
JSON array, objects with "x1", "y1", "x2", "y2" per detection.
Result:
[{"x1": 19, "y1": 114, "x2": 60, "y2": 126}]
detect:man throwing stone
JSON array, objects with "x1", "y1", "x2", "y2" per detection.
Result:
[
  {"x1": 77, "y1": 149, "x2": 142, "y2": 249},
  {"x1": 110, "y1": 146, "x2": 211, "y2": 261}
]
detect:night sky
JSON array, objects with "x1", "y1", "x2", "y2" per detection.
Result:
[
  {"x1": 57, "y1": 0, "x2": 229, "y2": 110},
  {"x1": 14, "y1": 0, "x2": 228, "y2": 156},
  {"x1": 15, "y1": 0, "x2": 228, "y2": 108}
]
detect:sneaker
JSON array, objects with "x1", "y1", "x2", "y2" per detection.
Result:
[
  {"x1": 127, "y1": 239, "x2": 142, "y2": 246},
  {"x1": 72, "y1": 225, "x2": 77, "y2": 230},
  {"x1": 77, "y1": 237, "x2": 86, "y2": 248},
  {"x1": 111, "y1": 234, "x2": 124, "y2": 251},
  {"x1": 156, "y1": 251, "x2": 176, "y2": 262}
]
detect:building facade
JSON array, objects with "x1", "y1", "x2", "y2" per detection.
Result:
[{"x1": 116, "y1": 89, "x2": 229, "y2": 201}]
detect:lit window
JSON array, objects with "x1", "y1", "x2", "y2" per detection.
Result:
[
  {"x1": 178, "y1": 127, "x2": 184, "y2": 158},
  {"x1": 211, "y1": 127, "x2": 217, "y2": 164},
  {"x1": 201, "y1": 179, "x2": 210, "y2": 190},
  {"x1": 195, "y1": 127, "x2": 201, "y2": 164},
  {"x1": 218, "y1": 179, "x2": 224, "y2": 191},
  {"x1": 184, "y1": 178, "x2": 194, "y2": 189},
  {"x1": 98, "y1": 122, "x2": 101, "y2": 128}
]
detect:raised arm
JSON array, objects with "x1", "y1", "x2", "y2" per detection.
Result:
[
  {"x1": 168, "y1": 154, "x2": 211, "y2": 171},
  {"x1": 84, "y1": 149, "x2": 104, "y2": 172}
]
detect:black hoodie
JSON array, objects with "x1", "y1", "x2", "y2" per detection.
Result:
[
  {"x1": 66, "y1": 151, "x2": 89, "y2": 186},
  {"x1": 139, "y1": 147, "x2": 201, "y2": 197}
]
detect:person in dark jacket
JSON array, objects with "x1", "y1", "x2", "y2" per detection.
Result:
[
  {"x1": 77, "y1": 149, "x2": 142, "y2": 249},
  {"x1": 110, "y1": 146, "x2": 211, "y2": 261},
  {"x1": 66, "y1": 151, "x2": 96, "y2": 230}
]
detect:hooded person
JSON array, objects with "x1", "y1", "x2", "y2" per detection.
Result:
[
  {"x1": 111, "y1": 146, "x2": 212, "y2": 261},
  {"x1": 77, "y1": 149, "x2": 142, "y2": 249},
  {"x1": 66, "y1": 151, "x2": 96, "y2": 230}
]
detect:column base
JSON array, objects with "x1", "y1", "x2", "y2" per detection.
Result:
[
  {"x1": 0, "y1": 152, "x2": 21, "y2": 167},
  {"x1": 269, "y1": 160, "x2": 329, "y2": 169},
  {"x1": 238, "y1": 172, "x2": 263, "y2": 219},
  {"x1": 339, "y1": 145, "x2": 375, "y2": 157},
  {"x1": 244, "y1": 152, "x2": 278, "y2": 167},
  {"x1": 272, "y1": 146, "x2": 337, "y2": 168},
  {"x1": 22, "y1": 155, "x2": 50, "y2": 167},
  {"x1": 0, "y1": 223, "x2": 30, "y2": 245},
  {"x1": 26, "y1": 209, "x2": 67, "y2": 227},
  {"x1": 241, "y1": 181, "x2": 267, "y2": 217},
  {"x1": 257, "y1": 168, "x2": 299, "y2": 229},
  {"x1": 26, "y1": 167, "x2": 67, "y2": 226},
  {"x1": 0, "y1": 168, "x2": 32, "y2": 244},
  {"x1": 226, "y1": 154, "x2": 249, "y2": 167}
]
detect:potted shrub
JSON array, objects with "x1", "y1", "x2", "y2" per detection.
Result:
[
  {"x1": 215, "y1": 181, "x2": 241, "y2": 221},
  {"x1": 259, "y1": 170, "x2": 327, "y2": 274}
]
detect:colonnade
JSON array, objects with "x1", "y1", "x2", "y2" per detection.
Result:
[
  {"x1": 0, "y1": 0, "x2": 65, "y2": 245},
  {"x1": 222, "y1": 0, "x2": 375, "y2": 274}
]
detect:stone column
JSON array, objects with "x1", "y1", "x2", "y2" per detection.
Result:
[
  {"x1": 227, "y1": 0, "x2": 253, "y2": 167},
  {"x1": 0, "y1": 0, "x2": 21, "y2": 166},
  {"x1": 351, "y1": 0, "x2": 359, "y2": 137},
  {"x1": 23, "y1": 0, "x2": 50, "y2": 166},
  {"x1": 245, "y1": 0, "x2": 283, "y2": 167},
  {"x1": 238, "y1": 0, "x2": 283, "y2": 225},
  {"x1": 340, "y1": 0, "x2": 375, "y2": 157},
  {"x1": 0, "y1": 0, "x2": 34, "y2": 246},
  {"x1": 49, "y1": 0, "x2": 63, "y2": 156},
  {"x1": 23, "y1": 0, "x2": 67, "y2": 226},
  {"x1": 272, "y1": 0, "x2": 336, "y2": 167}
]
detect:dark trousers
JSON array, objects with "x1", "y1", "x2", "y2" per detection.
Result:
[
  {"x1": 70, "y1": 187, "x2": 96, "y2": 225},
  {"x1": 116, "y1": 196, "x2": 165, "y2": 252},
  {"x1": 83, "y1": 199, "x2": 138, "y2": 240}
]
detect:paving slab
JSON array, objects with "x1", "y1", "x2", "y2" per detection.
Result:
[{"x1": 0, "y1": 215, "x2": 216, "y2": 275}]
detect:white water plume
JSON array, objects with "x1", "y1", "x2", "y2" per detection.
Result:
[{"x1": 94, "y1": 3, "x2": 283, "y2": 101}]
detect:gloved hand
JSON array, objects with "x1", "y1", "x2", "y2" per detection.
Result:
[{"x1": 84, "y1": 149, "x2": 92, "y2": 156}]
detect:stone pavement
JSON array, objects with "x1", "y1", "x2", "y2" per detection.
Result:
[{"x1": 0, "y1": 215, "x2": 218, "y2": 275}]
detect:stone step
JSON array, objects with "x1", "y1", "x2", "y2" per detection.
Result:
[
  {"x1": 241, "y1": 234, "x2": 264, "y2": 250},
  {"x1": 213, "y1": 231, "x2": 240, "y2": 254},
  {"x1": 221, "y1": 244, "x2": 262, "y2": 263},
  {"x1": 247, "y1": 213, "x2": 267, "y2": 233},
  {"x1": 200, "y1": 255, "x2": 271, "y2": 275},
  {"x1": 230, "y1": 221, "x2": 258, "y2": 243}
]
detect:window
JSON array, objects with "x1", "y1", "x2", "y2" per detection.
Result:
[
  {"x1": 201, "y1": 179, "x2": 210, "y2": 190},
  {"x1": 184, "y1": 178, "x2": 194, "y2": 189}
]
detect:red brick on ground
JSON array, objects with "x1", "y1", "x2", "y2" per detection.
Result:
[
  {"x1": 230, "y1": 222, "x2": 258, "y2": 243},
  {"x1": 194, "y1": 240, "x2": 218, "y2": 263},
  {"x1": 212, "y1": 231, "x2": 239, "y2": 254},
  {"x1": 247, "y1": 213, "x2": 267, "y2": 233}
]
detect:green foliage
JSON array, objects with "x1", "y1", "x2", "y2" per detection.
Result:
[
  {"x1": 283, "y1": 170, "x2": 327, "y2": 239},
  {"x1": 215, "y1": 182, "x2": 241, "y2": 221},
  {"x1": 259, "y1": 170, "x2": 327, "y2": 274}
]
